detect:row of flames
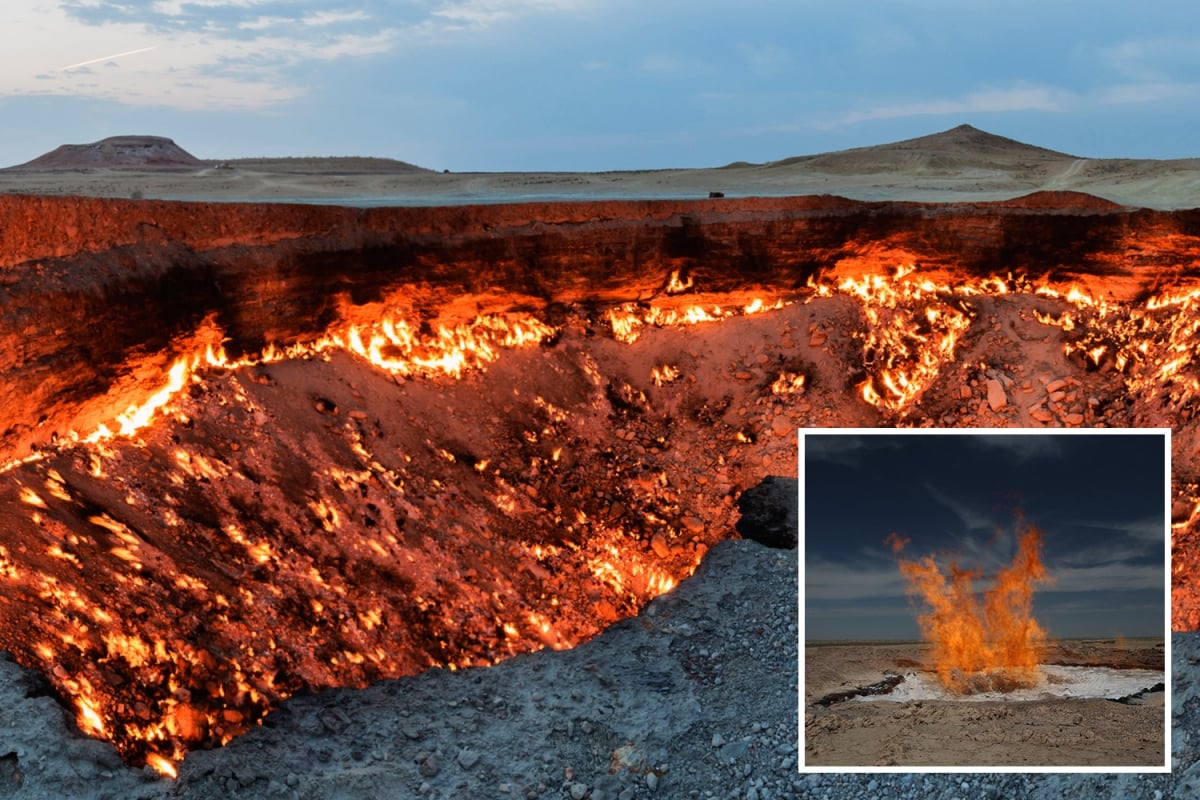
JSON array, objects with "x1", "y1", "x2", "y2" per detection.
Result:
[
  {"x1": 805, "y1": 264, "x2": 1200, "y2": 416},
  {"x1": 12, "y1": 294, "x2": 798, "y2": 466},
  {"x1": 30, "y1": 259, "x2": 1192, "y2": 469},
  {"x1": 8, "y1": 312, "x2": 560, "y2": 462},
  {"x1": 606, "y1": 297, "x2": 786, "y2": 344},
  {"x1": 15, "y1": 265, "x2": 1200, "y2": 464}
]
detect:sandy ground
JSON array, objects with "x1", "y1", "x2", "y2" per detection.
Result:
[
  {"x1": 1, "y1": 126, "x2": 1199, "y2": 209},
  {"x1": 805, "y1": 641, "x2": 1166, "y2": 768}
]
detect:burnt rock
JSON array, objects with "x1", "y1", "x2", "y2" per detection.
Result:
[{"x1": 734, "y1": 476, "x2": 797, "y2": 549}]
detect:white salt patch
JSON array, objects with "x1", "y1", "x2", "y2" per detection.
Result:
[{"x1": 859, "y1": 666, "x2": 1163, "y2": 703}]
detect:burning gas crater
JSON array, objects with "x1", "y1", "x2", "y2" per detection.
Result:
[{"x1": 0, "y1": 260, "x2": 1194, "y2": 775}]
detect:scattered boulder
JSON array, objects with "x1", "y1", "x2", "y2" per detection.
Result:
[{"x1": 735, "y1": 476, "x2": 797, "y2": 549}]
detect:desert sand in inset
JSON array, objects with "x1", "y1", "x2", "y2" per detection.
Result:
[{"x1": 805, "y1": 640, "x2": 1165, "y2": 767}]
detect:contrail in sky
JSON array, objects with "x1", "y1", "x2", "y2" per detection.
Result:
[{"x1": 59, "y1": 46, "x2": 158, "y2": 72}]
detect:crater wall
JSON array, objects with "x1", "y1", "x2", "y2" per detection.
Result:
[{"x1": 3, "y1": 191, "x2": 1199, "y2": 460}]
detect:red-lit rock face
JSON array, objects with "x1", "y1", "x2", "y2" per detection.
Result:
[
  {"x1": 4, "y1": 191, "x2": 1200, "y2": 465},
  {"x1": 0, "y1": 192, "x2": 1198, "y2": 771}
]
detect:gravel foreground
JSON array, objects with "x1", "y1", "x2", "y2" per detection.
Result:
[{"x1": 0, "y1": 538, "x2": 1191, "y2": 799}]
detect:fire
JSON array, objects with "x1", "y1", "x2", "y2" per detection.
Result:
[
  {"x1": 801, "y1": 261, "x2": 1200, "y2": 416},
  {"x1": 665, "y1": 269, "x2": 694, "y2": 294},
  {"x1": 145, "y1": 753, "x2": 178, "y2": 779},
  {"x1": 887, "y1": 522, "x2": 1050, "y2": 694},
  {"x1": 33, "y1": 259, "x2": 1200, "y2": 773},
  {"x1": 77, "y1": 697, "x2": 107, "y2": 737},
  {"x1": 808, "y1": 265, "x2": 973, "y2": 412},
  {"x1": 651, "y1": 364, "x2": 680, "y2": 386},
  {"x1": 262, "y1": 312, "x2": 557, "y2": 380},
  {"x1": 605, "y1": 296, "x2": 786, "y2": 343},
  {"x1": 6, "y1": 310, "x2": 559, "y2": 459},
  {"x1": 587, "y1": 541, "x2": 679, "y2": 600},
  {"x1": 116, "y1": 358, "x2": 189, "y2": 436},
  {"x1": 770, "y1": 371, "x2": 806, "y2": 396}
]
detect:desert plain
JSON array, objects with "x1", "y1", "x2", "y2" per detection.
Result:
[
  {"x1": 2, "y1": 124, "x2": 1200, "y2": 209},
  {"x1": 805, "y1": 639, "x2": 1166, "y2": 768}
]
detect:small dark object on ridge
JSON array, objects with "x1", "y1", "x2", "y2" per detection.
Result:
[{"x1": 708, "y1": 191, "x2": 725, "y2": 198}]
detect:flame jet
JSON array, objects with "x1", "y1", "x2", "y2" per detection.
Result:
[{"x1": 887, "y1": 521, "x2": 1051, "y2": 693}]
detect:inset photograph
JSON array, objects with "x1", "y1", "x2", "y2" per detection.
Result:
[{"x1": 800, "y1": 430, "x2": 1168, "y2": 770}]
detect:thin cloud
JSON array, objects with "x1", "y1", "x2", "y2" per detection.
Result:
[
  {"x1": 302, "y1": 10, "x2": 371, "y2": 27},
  {"x1": 1049, "y1": 562, "x2": 1164, "y2": 594},
  {"x1": 804, "y1": 554, "x2": 908, "y2": 602},
  {"x1": 736, "y1": 42, "x2": 791, "y2": 77},
  {"x1": 59, "y1": 45, "x2": 159, "y2": 72},
  {"x1": 967, "y1": 433, "x2": 1065, "y2": 463},
  {"x1": 1096, "y1": 81, "x2": 1200, "y2": 106},
  {"x1": 803, "y1": 434, "x2": 905, "y2": 468},
  {"x1": 6, "y1": 3, "x2": 402, "y2": 110},
  {"x1": 922, "y1": 481, "x2": 997, "y2": 533},
  {"x1": 1098, "y1": 36, "x2": 1200, "y2": 83},
  {"x1": 638, "y1": 53, "x2": 712, "y2": 79},
  {"x1": 18, "y1": 0, "x2": 587, "y2": 111},
  {"x1": 431, "y1": 0, "x2": 591, "y2": 29},
  {"x1": 817, "y1": 85, "x2": 1068, "y2": 129}
]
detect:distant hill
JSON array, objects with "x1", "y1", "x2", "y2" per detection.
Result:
[
  {"x1": 760, "y1": 124, "x2": 1078, "y2": 175},
  {"x1": 221, "y1": 156, "x2": 431, "y2": 174},
  {"x1": 7, "y1": 135, "x2": 207, "y2": 171},
  {"x1": 5, "y1": 136, "x2": 433, "y2": 174}
]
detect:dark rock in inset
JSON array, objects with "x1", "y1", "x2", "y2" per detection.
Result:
[{"x1": 814, "y1": 674, "x2": 904, "y2": 706}]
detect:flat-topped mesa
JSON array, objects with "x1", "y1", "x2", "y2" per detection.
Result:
[
  {"x1": 6, "y1": 135, "x2": 208, "y2": 171},
  {"x1": 2, "y1": 192, "x2": 1200, "y2": 463}
]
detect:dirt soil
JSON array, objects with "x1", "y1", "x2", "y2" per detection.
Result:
[{"x1": 805, "y1": 641, "x2": 1166, "y2": 768}]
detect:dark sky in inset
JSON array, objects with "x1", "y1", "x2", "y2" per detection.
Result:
[{"x1": 803, "y1": 432, "x2": 1167, "y2": 641}]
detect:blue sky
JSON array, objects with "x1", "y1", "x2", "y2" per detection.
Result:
[
  {"x1": 803, "y1": 432, "x2": 1167, "y2": 641},
  {"x1": 2, "y1": 2, "x2": 1199, "y2": 170}
]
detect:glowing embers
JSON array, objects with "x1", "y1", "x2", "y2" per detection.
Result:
[
  {"x1": 815, "y1": 265, "x2": 973, "y2": 412},
  {"x1": 587, "y1": 540, "x2": 679, "y2": 601},
  {"x1": 264, "y1": 313, "x2": 558, "y2": 380},
  {"x1": 887, "y1": 521, "x2": 1050, "y2": 694},
  {"x1": 0, "y1": 325, "x2": 730, "y2": 774},
  {"x1": 14, "y1": 311, "x2": 558, "y2": 465},
  {"x1": 606, "y1": 297, "x2": 786, "y2": 344},
  {"x1": 1031, "y1": 284, "x2": 1200, "y2": 409},
  {"x1": 807, "y1": 263, "x2": 1200, "y2": 415}
]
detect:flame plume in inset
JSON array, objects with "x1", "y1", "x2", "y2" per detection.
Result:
[{"x1": 887, "y1": 521, "x2": 1050, "y2": 694}]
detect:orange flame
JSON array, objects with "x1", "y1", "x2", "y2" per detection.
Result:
[
  {"x1": 145, "y1": 752, "x2": 178, "y2": 779},
  {"x1": 888, "y1": 523, "x2": 1051, "y2": 693}
]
